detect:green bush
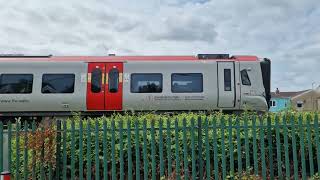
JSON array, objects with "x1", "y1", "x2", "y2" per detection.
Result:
[{"x1": 10, "y1": 111, "x2": 320, "y2": 179}]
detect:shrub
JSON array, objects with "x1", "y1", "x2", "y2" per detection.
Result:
[{"x1": 9, "y1": 111, "x2": 320, "y2": 179}]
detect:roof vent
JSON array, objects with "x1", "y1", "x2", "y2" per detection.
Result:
[
  {"x1": 108, "y1": 54, "x2": 116, "y2": 56},
  {"x1": 197, "y1": 54, "x2": 229, "y2": 59}
]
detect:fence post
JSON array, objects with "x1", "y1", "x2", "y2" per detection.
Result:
[
  {"x1": 267, "y1": 116, "x2": 274, "y2": 179},
  {"x1": 283, "y1": 115, "x2": 290, "y2": 178},
  {"x1": 159, "y1": 119, "x2": 164, "y2": 178},
  {"x1": 23, "y1": 120, "x2": 29, "y2": 180},
  {"x1": 102, "y1": 119, "x2": 108, "y2": 180},
  {"x1": 275, "y1": 116, "x2": 283, "y2": 179},
  {"x1": 306, "y1": 115, "x2": 314, "y2": 176},
  {"x1": 119, "y1": 120, "x2": 124, "y2": 180},
  {"x1": 134, "y1": 120, "x2": 140, "y2": 180},
  {"x1": 127, "y1": 119, "x2": 132, "y2": 180},
  {"x1": 31, "y1": 121, "x2": 36, "y2": 179},
  {"x1": 183, "y1": 118, "x2": 189, "y2": 180},
  {"x1": 143, "y1": 119, "x2": 148, "y2": 180},
  {"x1": 79, "y1": 120, "x2": 84, "y2": 180},
  {"x1": 151, "y1": 120, "x2": 156, "y2": 180},
  {"x1": 15, "y1": 121, "x2": 20, "y2": 180},
  {"x1": 252, "y1": 116, "x2": 258, "y2": 175},
  {"x1": 228, "y1": 116, "x2": 235, "y2": 177},
  {"x1": 213, "y1": 117, "x2": 218, "y2": 180},
  {"x1": 71, "y1": 119, "x2": 76, "y2": 180},
  {"x1": 298, "y1": 115, "x2": 306, "y2": 179},
  {"x1": 55, "y1": 119, "x2": 61, "y2": 179},
  {"x1": 204, "y1": 117, "x2": 210, "y2": 180},
  {"x1": 191, "y1": 118, "x2": 196, "y2": 179},
  {"x1": 94, "y1": 119, "x2": 99, "y2": 180},
  {"x1": 197, "y1": 116, "x2": 203, "y2": 180},
  {"x1": 259, "y1": 117, "x2": 266, "y2": 179},
  {"x1": 290, "y1": 115, "x2": 298, "y2": 180}
]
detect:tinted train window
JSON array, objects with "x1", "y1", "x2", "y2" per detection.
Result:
[
  {"x1": 91, "y1": 69, "x2": 102, "y2": 93},
  {"x1": 224, "y1": 69, "x2": 231, "y2": 91},
  {"x1": 131, "y1": 73, "x2": 162, "y2": 93},
  {"x1": 109, "y1": 68, "x2": 119, "y2": 93},
  {"x1": 0, "y1": 74, "x2": 33, "y2": 94},
  {"x1": 241, "y1": 69, "x2": 251, "y2": 86},
  {"x1": 42, "y1": 74, "x2": 75, "y2": 93},
  {"x1": 171, "y1": 73, "x2": 203, "y2": 93}
]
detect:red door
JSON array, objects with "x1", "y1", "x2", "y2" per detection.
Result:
[
  {"x1": 87, "y1": 62, "x2": 123, "y2": 111},
  {"x1": 105, "y1": 62, "x2": 123, "y2": 110}
]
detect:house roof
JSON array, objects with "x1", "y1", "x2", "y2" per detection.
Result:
[
  {"x1": 291, "y1": 86, "x2": 320, "y2": 100},
  {"x1": 271, "y1": 90, "x2": 309, "y2": 98}
]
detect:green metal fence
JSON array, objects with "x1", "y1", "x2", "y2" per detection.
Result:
[{"x1": 0, "y1": 114, "x2": 320, "y2": 179}]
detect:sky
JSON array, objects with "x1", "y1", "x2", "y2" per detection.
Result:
[{"x1": 0, "y1": 0, "x2": 319, "y2": 91}]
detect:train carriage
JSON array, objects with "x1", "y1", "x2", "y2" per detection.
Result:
[{"x1": 0, "y1": 54, "x2": 271, "y2": 119}]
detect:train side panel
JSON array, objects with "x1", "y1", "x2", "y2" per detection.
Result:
[
  {"x1": 122, "y1": 61, "x2": 218, "y2": 111},
  {"x1": 0, "y1": 62, "x2": 87, "y2": 112}
]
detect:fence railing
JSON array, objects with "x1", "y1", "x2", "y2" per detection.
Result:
[{"x1": 0, "y1": 114, "x2": 320, "y2": 179}]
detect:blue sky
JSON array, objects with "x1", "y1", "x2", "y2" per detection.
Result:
[{"x1": 0, "y1": 0, "x2": 319, "y2": 91}]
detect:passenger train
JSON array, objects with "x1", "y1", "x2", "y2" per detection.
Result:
[{"x1": 0, "y1": 54, "x2": 271, "y2": 120}]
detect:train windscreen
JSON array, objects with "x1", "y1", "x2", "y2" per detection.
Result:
[{"x1": 260, "y1": 59, "x2": 271, "y2": 109}]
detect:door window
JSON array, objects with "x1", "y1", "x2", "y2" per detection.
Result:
[
  {"x1": 91, "y1": 68, "x2": 102, "y2": 93},
  {"x1": 108, "y1": 68, "x2": 119, "y2": 93},
  {"x1": 224, "y1": 69, "x2": 231, "y2": 91}
]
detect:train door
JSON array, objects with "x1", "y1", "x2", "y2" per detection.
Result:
[
  {"x1": 218, "y1": 62, "x2": 235, "y2": 108},
  {"x1": 105, "y1": 63, "x2": 123, "y2": 110},
  {"x1": 87, "y1": 62, "x2": 123, "y2": 110}
]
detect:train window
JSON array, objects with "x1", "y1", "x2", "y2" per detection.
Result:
[
  {"x1": 224, "y1": 69, "x2": 232, "y2": 91},
  {"x1": 91, "y1": 69, "x2": 102, "y2": 93},
  {"x1": 241, "y1": 69, "x2": 251, "y2": 86},
  {"x1": 42, "y1": 74, "x2": 75, "y2": 93},
  {"x1": 109, "y1": 68, "x2": 119, "y2": 93},
  {"x1": 0, "y1": 74, "x2": 33, "y2": 94},
  {"x1": 131, "y1": 73, "x2": 162, "y2": 93},
  {"x1": 171, "y1": 73, "x2": 203, "y2": 93}
]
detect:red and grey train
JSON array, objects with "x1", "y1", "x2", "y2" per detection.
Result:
[{"x1": 0, "y1": 54, "x2": 271, "y2": 120}]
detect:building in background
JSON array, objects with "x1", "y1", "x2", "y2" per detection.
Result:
[
  {"x1": 269, "y1": 88, "x2": 307, "y2": 112},
  {"x1": 291, "y1": 86, "x2": 320, "y2": 112}
]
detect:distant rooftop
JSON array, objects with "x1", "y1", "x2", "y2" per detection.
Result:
[{"x1": 271, "y1": 88, "x2": 309, "y2": 98}]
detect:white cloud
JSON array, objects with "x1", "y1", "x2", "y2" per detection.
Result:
[{"x1": 0, "y1": 0, "x2": 319, "y2": 91}]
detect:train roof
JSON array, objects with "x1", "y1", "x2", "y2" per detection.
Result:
[{"x1": 0, "y1": 54, "x2": 259, "y2": 62}]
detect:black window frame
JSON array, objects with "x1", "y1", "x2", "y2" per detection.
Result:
[
  {"x1": 108, "y1": 68, "x2": 119, "y2": 93},
  {"x1": 241, "y1": 69, "x2": 251, "y2": 86},
  {"x1": 0, "y1": 74, "x2": 33, "y2": 94},
  {"x1": 41, "y1": 73, "x2": 75, "y2": 94},
  {"x1": 130, "y1": 73, "x2": 163, "y2": 93},
  {"x1": 171, "y1": 73, "x2": 203, "y2": 93},
  {"x1": 297, "y1": 101, "x2": 303, "y2": 108},
  {"x1": 269, "y1": 100, "x2": 276, "y2": 107},
  {"x1": 91, "y1": 68, "x2": 102, "y2": 93},
  {"x1": 224, "y1": 69, "x2": 232, "y2": 91}
]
